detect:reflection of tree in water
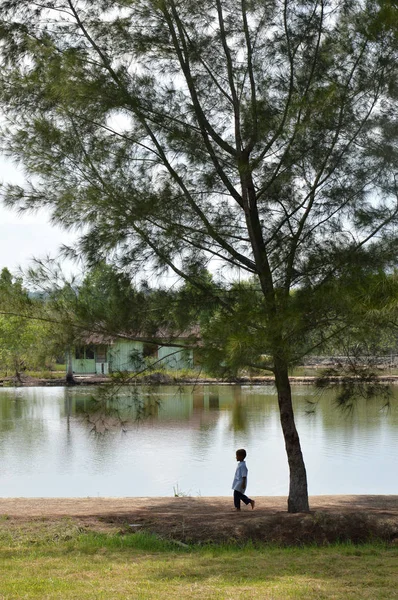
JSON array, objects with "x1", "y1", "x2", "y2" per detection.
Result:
[
  {"x1": 0, "y1": 391, "x2": 24, "y2": 432},
  {"x1": 193, "y1": 389, "x2": 204, "y2": 411},
  {"x1": 209, "y1": 393, "x2": 219, "y2": 410},
  {"x1": 72, "y1": 383, "x2": 225, "y2": 435},
  {"x1": 230, "y1": 387, "x2": 248, "y2": 433},
  {"x1": 73, "y1": 385, "x2": 161, "y2": 434},
  {"x1": 313, "y1": 355, "x2": 392, "y2": 415},
  {"x1": 231, "y1": 401, "x2": 248, "y2": 432}
]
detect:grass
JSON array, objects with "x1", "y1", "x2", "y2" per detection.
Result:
[
  {"x1": 290, "y1": 365, "x2": 398, "y2": 377},
  {"x1": 0, "y1": 367, "x2": 66, "y2": 380},
  {"x1": 1, "y1": 520, "x2": 398, "y2": 599},
  {"x1": 3, "y1": 364, "x2": 398, "y2": 384}
]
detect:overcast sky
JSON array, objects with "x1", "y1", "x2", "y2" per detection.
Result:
[{"x1": 0, "y1": 156, "x2": 78, "y2": 276}]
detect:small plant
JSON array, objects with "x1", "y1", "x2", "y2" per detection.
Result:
[{"x1": 173, "y1": 484, "x2": 190, "y2": 497}]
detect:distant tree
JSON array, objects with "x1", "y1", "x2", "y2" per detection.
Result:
[
  {"x1": 28, "y1": 260, "x2": 180, "y2": 345},
  {"x1": 0, "y1": 268, "x2": 55, "y2": 378},
  {"x1": 315, "y1": 271, "x2": 398, "y2": 358},
  {"x1": 0, "y1": 268, "x2": 12, "y2": 288},
  {"x1": 75, "y1": 263, "x2": 139, "y2": 331},
  {"x1": 1, "y1": 0, "x2": 398, "y2": 511}
]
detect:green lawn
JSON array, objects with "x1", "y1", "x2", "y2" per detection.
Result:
[{"x1": 1, "y1": 523, "x2": 397, "y2": 599}]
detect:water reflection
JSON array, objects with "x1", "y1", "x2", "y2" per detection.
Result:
[
  {"x1": 0, "y1": 384, "x2": 397, "y2": 498},
  {"x1": 209, "y1": 392, "x2": 219, "y2": 410}
]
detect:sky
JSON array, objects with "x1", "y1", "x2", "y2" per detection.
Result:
[{"x1": 0, "y1": 155, "x2": 78, "y2": 276}]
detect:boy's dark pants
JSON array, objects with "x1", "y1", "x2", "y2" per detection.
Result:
[{"x1": 234, "y1": 490, "x2": 252, "y2": 509}]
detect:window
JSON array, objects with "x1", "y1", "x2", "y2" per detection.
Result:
[
  {"x1": 85, "y1": 346, "x2": 95, "y2": 360},
  {"x1": 75, "y1": 346, "x2": 85, "y2": 359},
  {"x1": 96, "y1": 346, "x2": 107, "y2": 362},
  {"x1": 143, "y1": 343, "x2": 158, "y2": 358},
  {"x1": 75, "y1": 346, "x2": 95, "y2": 360}
]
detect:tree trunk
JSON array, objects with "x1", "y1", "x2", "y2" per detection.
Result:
[
  {"x1": 66, "y1": 347, "x2": 76, "y2": 386},
  {"x1": 241, "y1": 169, "x2": 309, "y2": 512},
  {"x1": 274, "y1": 359, "x2": 310, "y2": 513}
]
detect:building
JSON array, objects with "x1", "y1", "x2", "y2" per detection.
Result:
[{"x1": 70, "y1": 331, "x2": 197, "y2": 375}]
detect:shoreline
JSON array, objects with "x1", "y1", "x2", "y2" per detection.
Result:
[
  {"x1": 1, "y1": 494, "x2": 398, "y2": 516},
  {"x1": 3, "y1": 374, "x2": 398, "y2": 387}
]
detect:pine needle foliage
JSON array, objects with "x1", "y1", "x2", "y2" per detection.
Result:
[{"x1": 1, "y1": 0, "x2": 398, "y2": 511}]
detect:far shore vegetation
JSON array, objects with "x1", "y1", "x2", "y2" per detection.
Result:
[
  {"x1": 4, "y1": 364, "x2": 398, "y2": 385},
  {"x1": 2, "y1": 265, "x2": 398, "y2": 387}
]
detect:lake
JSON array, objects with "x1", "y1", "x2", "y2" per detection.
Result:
[{"x1": 0, "y1": 384, "x2": 397, "y2": 498}]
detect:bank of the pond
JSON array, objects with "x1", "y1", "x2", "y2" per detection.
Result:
[
  {"x1": 3, "y1": 373, "x2": 398, "y2": 386},
  {"x1": 1, "y1": 495, "x2": 397, "y2": 545}
]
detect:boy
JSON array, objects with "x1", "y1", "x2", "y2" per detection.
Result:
[{"x1": 232, "y1": 448, "x2": 255, "y2": 511}]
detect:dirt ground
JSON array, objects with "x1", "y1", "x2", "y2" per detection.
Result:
[{"x1": 1, "y1": 495, "x2": 397, "y2": 545}]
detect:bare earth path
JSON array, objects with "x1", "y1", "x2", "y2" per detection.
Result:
[{"x1": 1, "y1": 496, "x2": 397, "y2": 544}]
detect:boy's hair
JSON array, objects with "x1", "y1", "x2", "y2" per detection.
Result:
[{"x1": 236, "y1": 448, "x2": 247, "y2": 459}]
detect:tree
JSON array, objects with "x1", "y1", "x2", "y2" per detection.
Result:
[
  {"x1": 73, "y1": 261, "x2": 171, "y2": 337},
  {"x1": 23, "y1": 262, "x2": 139, "y2": 383},
  {"x1": 1, "y1": 0, "x2": 398, "y2": 511},
  {"x1": 0, "y1": 268, "x2": 56, "y2": 378}
]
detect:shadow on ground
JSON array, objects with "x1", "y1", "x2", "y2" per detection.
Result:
[{"x1": 1, "y1": 496, "x2": 398, "y2": 545}]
